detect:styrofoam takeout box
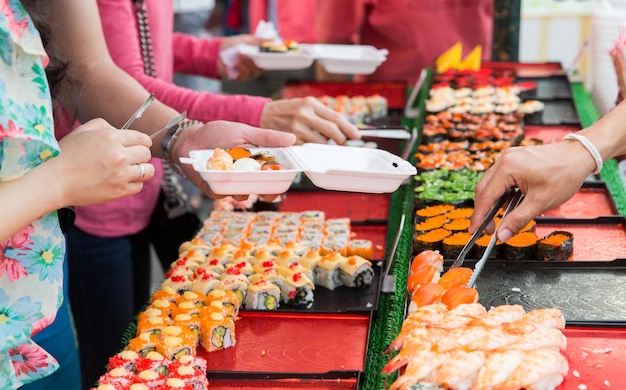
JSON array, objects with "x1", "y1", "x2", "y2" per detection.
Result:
[
  {"x1": 304, "y1": 44, "x2": 389, "y2": 75},
  {"x1": 239, "y1": 44, "x2": 388, "y2": 74},
  {"x1": 238, "y1": 45, "x2": 316, "y2": 70},
  {"x1": 179, "y1": 143, "x2": 416, "y2": 195}
]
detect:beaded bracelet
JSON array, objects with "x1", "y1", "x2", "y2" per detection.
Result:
[
  {"x1": 161, "y1": 118, "x2": 203, "y2": 176},
  {"x1": 563, "y1": 133, "x2": 603, "y2": 174}
]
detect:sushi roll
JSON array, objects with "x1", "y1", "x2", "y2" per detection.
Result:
[
  {"x1": 247, "y1": 269, "x2": 285, "y2": 290},
  {"x1": 244, "y1": 279, "x2": 281, "y2": 310},
  {"x1": 161, "y1": 275, "x2": 192, "y2": 295},
  {"x1": 278, "y1": 261, "x2": 314, "y2": 283},
  {"x1": 199, "y1": 312, "x2": 236, "y2": 352},
  {"x1": 219, "y1": 269, "x2": 249, "y2": 305},
  {"x1": 346, "y1": 239, "x2": 374, "y2": 259},
  {"x1": 137, "y1": 315, "x2": 168, "y2": 336},
  {"x1": 205, "y1": 288, "x2": 241, "y2": 316},
  {"x1": 442, "y1": 218, "x2": 471, "y2": 233},
  {"x1": 107, "y1": 350, "x2": 142, "y2": 372},
  {"x1": 441, "y1": 232, "x2": 472, "y2": 260},
  {"x1": 95, "y1": 366, "x2": 135, "y2": 389},
  {"x1": 366, "y1": 94, "x2": 388, "y2": 119},
  {"x1": 150, "y1": 286, "x2": 180, "y2": 304},
  {"x1": 414, "y1": 228, "x2": 451, "y2": 253},
  {"x1": 503, "y1": 231, "x2": 539, "y2": 261},
  {"x1": 190, "y1": 271, "x2": 223, "y2": 296},
  {"x1": 156, "y1": 335, "x2": 195, "y2": 361},
  {"x1": 414, "y1": 215, "x2": 448, "y2": 235},
  {"x1": 415, "y1": 204, "x2": 455, "y2": 222},
  {"x1": 166, "y1": 361, "x2": 209, "y2": 390},
  {"x1": 175, "y1": 291, "x2": 205, "y2": 308},
  {"x1": 224, "y1": 260, "x2": 254, "y2": 276},
  {"x1": 171, "y1": 313, "x2": 201, "y2": 339},
  {"x1": 537, "y1": 230, "x2": 574, "y2": 261},
  {"x1": 470, "y1": 233, "x2": 502, "y2": 260},
  {"x1": 315, "y1": 252, "x2": 345, "y2": 290},
  {"x1": 281, "y1": 272, "x2": 315, "y2": 306},
  {"x1": 126, "y1": 333, "x2": 160, "y2": 357},
  {"x1": 170, "y1": 301, "x2": 200, "y2": 319},
  {"x1": 134, "y1": 369, "x2": 166, "y2": 388},
  {"x1": 339, "y1": 255, "x2": 374, "y2": 288}
]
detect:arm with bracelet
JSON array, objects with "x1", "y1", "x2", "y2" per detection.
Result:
[{"x1": 470, "y1": 100, "x2": 626, "y2": 242}]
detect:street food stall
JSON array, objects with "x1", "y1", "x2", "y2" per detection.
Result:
[{"x1": 94, "y1": 49, "x2": 626, "y2": 390}]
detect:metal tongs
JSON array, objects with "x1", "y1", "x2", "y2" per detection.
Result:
[{"x1": 449, "y1": 188, "x2": 524, "y2": 287}]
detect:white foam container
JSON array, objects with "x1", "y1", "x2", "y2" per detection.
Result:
[
  {"x1": 180, "y1": 143, "x2": 416, "y2": 195},
  {"x1": 238, "y1": 45, "x2": 316, "y2": 70},
  {"x1": 304, "y1": 44, "x2": 389, "y2": 75},
  {"x1": 239, "y1": 44, "x2": 388, "y2": 74}
]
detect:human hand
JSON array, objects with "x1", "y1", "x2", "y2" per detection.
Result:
[
  {"x1": 470, "y1": 141, "x2": 595, "y2": 242},
  {"x1": 217, "y1": 34, "x2": 267, "y2": 81},
  {"x1": 53, "y1": 119, "x2": 154, "y2": 206},
  {"x1": 171, "y1": 120, "x2": 297, "y2": 199},
  {"x1": 260, "y1": 97, "x2": 361, "y2": 145}
]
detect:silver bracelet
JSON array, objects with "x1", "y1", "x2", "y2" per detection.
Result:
[
  {"x1": 563, "y1": 133, "x2": 603, "y2": 174},
  {"x1": 161, "y1": 118, "x2": 203, "y2": 176}
]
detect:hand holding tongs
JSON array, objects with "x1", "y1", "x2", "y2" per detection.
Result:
[{"x1": 449, "y1": 188, "x2": 524, "y2": 287}]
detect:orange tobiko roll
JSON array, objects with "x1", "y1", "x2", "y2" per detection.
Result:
[
  {"x1": 409, "y1": 250, "x2": 444, "y2": 275},
  {"x1": 437, "y1": 267, "x2": 473, "y2": 290},
  {"x1": 441, "y1": 286, "x2": 478, "y2": 309}
]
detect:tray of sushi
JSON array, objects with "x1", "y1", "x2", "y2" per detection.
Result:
[{"x1": 180, "y1": 144, "x2": 416, "y2": 196}]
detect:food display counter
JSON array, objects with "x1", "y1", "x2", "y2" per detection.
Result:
[{"x1": 104, "y1": 63, "x2": 626, "y2": 390}]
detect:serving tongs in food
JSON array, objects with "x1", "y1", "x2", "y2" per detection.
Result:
[{"x1": 449, "y1": 188, "x2": 524, "y2": 287}]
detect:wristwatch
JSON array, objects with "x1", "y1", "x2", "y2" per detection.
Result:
[{"x1": 161, "y1": 118, "x2": 202, "y2": 176}]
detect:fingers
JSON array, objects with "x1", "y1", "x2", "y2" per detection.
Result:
[
  {"x1": 312, "y1": 102, "x2": 362, "y2": 143},
  {"x1": 494, "y1": 198, "x2": 537, "y2": 243},
  {"x1": 243, "y1": 127, "x2": 297, "y2": 148},
  {"x1": 130, "y1": 162, "x2": 155, "y2": 183}
]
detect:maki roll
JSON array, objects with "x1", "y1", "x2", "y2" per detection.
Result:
[
  {"x1": 126, "y1": 333, "x2": 160, "y2": 357},
  {"x1": 190, "y1": 271, "x2": 223, "y2": 296},
  {"x1": 414, "y1": 215, "x2": 448, "y2": 235},
  {"x1": 414, "y1": 228, "x2": 451, "y2": 253},
  {"x1": 107, "y1": 350, "x2": 141, "y2": 372},
  {"x1": 503, "y1": 231, "x2": 539, "y2": 261},
  {"x1": 415, "y1": 204, "x2": 455, "y2": 222},
  {"x1": 137, "y1": 315, "x2": 168, "y2": 336},
  {"x1": 537, "y1": 230, "x2": 574, "y2": 261},
  {"x1": 199, "y1": 312, "x2": 236, "y2": 352},
  {"x1": 442, "y1": 218, "x2": 471, "y2": 233},
  {"x1": 441, "y1": 232, "x2": 472, "y2": 259},
  {"x1": 315, "y1": 252, "x2": 345, "y2": 290},
  {"x1": 205, "y1": 288, "x2": 241, "y2": 317},
  {"x1": 470, "y1": 233, "x2": 501, "y2": 260},
  {"x1": 339, "y1": 255, "x2": 374, "y2": 288},
  {"x1": 281, "y1": 272, "x2": 315, "y2": 306},
  {"x1": 167, "y1": 361, "x2": 209, "y2": 390},
  {"x1": 244, "y1": 279, "x2": 281, "y2": 310},
  {"x1": 446, "y1": 207, "x2": 474, "y2": 220}
]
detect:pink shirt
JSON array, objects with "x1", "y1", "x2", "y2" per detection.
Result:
[
  {"x1": 249, "y1": 0, "x2": 318, "y2": 43},
  {"x1": 56, "y1": 0, "x2": 270, "y2": 237},
  {"x1": 316, "y1": 0, "x2": 494, "y2": 85}
]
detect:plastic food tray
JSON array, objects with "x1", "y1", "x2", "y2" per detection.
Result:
[
  {"x1": 238, "y1": 45, "x2": 316, "y2": 70},
  {"x1": 242, "y1": 262, "x2": 382, "y2": 314},
  {"x1": 239, "y1": 44, "x2": 388, "y2": 74},
  {"x1": 180, "y1": 144, "x2": 416, "y2": 195},
  {"x1": 538, "y1": 183, "x2": 619, "y2": 219},
  {"x1": 199, "y1": 312, "x2": 371, "y2": 380},
  {"x1": 444, "y1": 259, "x2": 626, "y2": 322},
  {"x1": 523, "y1": 99, "x2": 580, "y2": 126},
  {"x1": 518, "y1": 75, "x2": 573, "y2": 100}
]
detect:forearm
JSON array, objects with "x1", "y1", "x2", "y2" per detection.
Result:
[
  {"x1": 0, "y1": 163, "x2": 64, "y2": 242},
  {"x1": 173, "y1": 33, "x2": 222, "y2": 78},
  {"x1": 577, "y1": 99, "x2": 626, "y2": 162},
  {"x1": 49, "y1": 0, "x2": 179, "y2": 155}
]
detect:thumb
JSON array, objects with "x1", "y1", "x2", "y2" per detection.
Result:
[{"x1": 496, "y1": 203, "x2": 535, "y2": 243}]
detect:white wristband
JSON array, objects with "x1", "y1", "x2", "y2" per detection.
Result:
[{"x1": 563, "y1": 133, "x2": 603, "y2": 174}]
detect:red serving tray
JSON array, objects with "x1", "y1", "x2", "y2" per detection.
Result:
[
  {"x1": 199, "y1": 312, "x2": 370, "y2": 378},
  {"x1": 535, "y1": 217, "x2": 626, "y2": 261},
  {"x1": 281, "y1": 81, "x2": 407, "y2": 110},
  {"x1": 281, "y1": 192, "x2": 390, "y2": 223},
  {"x1": 540, "y1": 185, "x2": 619, "y2": 219},
  {"x1": 524, "y1": 125, "x2": 582, "y2": 143},
  {"x1": 482, "y1": 61, "x2": 566, "y2": 78},
  {"x1": 559, "y1": 326, "x2": 626, "y2": 390},
  {"x1": 206, "y1": 378, "x2": 358, "y2": 390}
]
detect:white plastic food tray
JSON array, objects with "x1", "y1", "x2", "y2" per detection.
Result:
[
  {"x1": 239, "y1": 44, "x2": 388, "y2": 74},
  {"x1": 180, "y1": 143, "x2": 416, "y2": 195}
]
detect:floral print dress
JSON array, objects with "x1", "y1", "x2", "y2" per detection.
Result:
[{"x1": 0, "y1": 0, "x2": 65, "y2": 387}]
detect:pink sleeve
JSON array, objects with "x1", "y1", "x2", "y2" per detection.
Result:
[
  {"x1": 172, "y1": 33, "x2": 222, "y2": 79},
  {"x1": 316, "y1": 0, "x2": 365, "y2": 44},
  {"x1": 96, "y1": 0, "x2": 269, "y2": 126}
]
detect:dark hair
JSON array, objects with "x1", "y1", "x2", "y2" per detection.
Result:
[{"x1": 20, "y1": 0, "x2": 71, "y2": 99}]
